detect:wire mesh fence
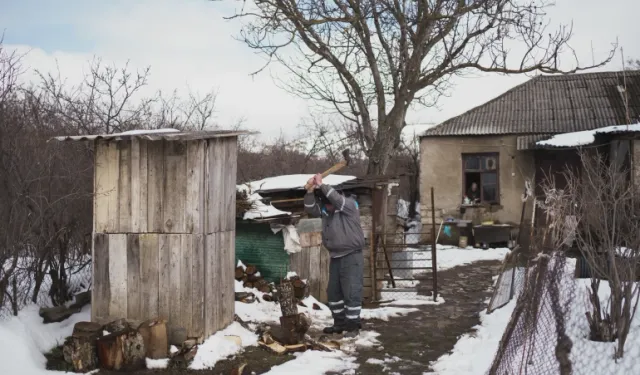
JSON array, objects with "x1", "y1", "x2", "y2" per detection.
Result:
[
  {"x1": 488, "y1": 251, "x2": 640, "y2": 375},
  {"x1": 1, "y1": 256, "x2": 92, "y2": 320}
]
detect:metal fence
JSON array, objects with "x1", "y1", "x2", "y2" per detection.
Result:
[
  {"x1": 487, "y1": 252, "x2": 640, "y2": 375},
  {"x1": 371, "y1": 232, "x2": 438, "y2": 302}
]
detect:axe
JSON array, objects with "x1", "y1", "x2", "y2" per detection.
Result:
[{"x1": 303, "y1": 149, "x2": 352, "y2": 191}]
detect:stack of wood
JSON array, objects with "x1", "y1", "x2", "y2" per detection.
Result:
[
  {"x1": 284, "y1": 273, "x2": 310, "y2": 300},
  {"x1": 61, "y1": 317, "x2": 178, "y2": 372},
  {"x1": 235, "y1": 264, "x2": 273, "y2": 294}
]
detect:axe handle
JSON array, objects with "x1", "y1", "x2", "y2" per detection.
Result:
[{"x1": 303, "y1": 160, "x2": 348, "y2": 191}]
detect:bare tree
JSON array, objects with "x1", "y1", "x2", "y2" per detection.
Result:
[
  {"x1": 542, "y1": 149, "x2": 640, "y2": 359},
  {"x1": 230, "y1": 0, "x2": 615, "y2": 175},
  {"x1": 626, "y1": 58, "x2": 640, "y2": 71}
]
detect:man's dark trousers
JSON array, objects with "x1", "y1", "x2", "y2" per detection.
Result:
[{"x1": 327, "y1": 250, "x2": 364, "y2": 330}]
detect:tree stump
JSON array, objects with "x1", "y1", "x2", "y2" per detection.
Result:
[
  {"x1": 278, "y1": 280, "x2": 310, "y2": 345},
  {"x1": 96, "y1": 328, "x2": 145, "y2": 371},
  {"x1": 137, "y1": 319, "x2": 168, "y2": 359},
  {"x1": 62, "y1": 321, "x2": 102, "y2": 372}
]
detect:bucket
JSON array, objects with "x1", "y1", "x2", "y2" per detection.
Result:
[{"x1": 459, "y1": 236, "x2": 468, "y2": 248}]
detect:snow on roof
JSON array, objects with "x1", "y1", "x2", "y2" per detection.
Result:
[
  {"x1": 242, "y1": 174, "x2": 357, "y2": 193},
  {"x1": 240, "y1": 191, "x2": 291, "y2": 220},
  {"x1": 236, "y1": 174, "x2": 357, "y2": 220},
  {"x1": 51, "y1": 128, "x2": 253, "y2": 142},
  {"x1": 536, "y1": 124, "x2": 640, "y2": 148}
]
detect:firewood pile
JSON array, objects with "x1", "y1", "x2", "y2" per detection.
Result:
[
  {"x1": 60, "y1": 317, "x2": 205, "y2": 372},
  {"x1": 236, "y1": 264, "x2": 274, "y2": 293}
]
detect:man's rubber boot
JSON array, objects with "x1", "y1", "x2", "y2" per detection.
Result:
[
  {"x1": 322, "y1": 326, "x2": 344, "y2": 334},
  {"x1": 343, "y1": 321, "x2": 360, "y2": 338}
]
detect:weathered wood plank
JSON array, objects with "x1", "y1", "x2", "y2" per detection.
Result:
[
  {"x1": 220, "y1": 231, "x2": 235, "y2": 328},
  {"x1": 130, "y1": 139, "x2": 149, "y2": 232},
  {"x1": 163, "y1": 142, "x2": 187, "y2": 233},
  {"x1": 191, "y1": 235, "x2": 205, "y2": 339},
  {"x1": 92, "y1": 233, "x2": 110, "y2": 321},
  {"x1": 108, "y1": 234, "x2": 128, "y2": 318},
  {"x1": 223, "y1": 139, "x2": 238, "y2": 232},
  {"x1": 140, "y1": 234, "x2": 159, "y2": 319},
  {"x1": 94, "y1": 141, "x2": 109, "y2": 232},
  {"x1": 318, "y1": 246, "x2": 330, "y2": 303},
  {"x1": 308, "y1": 246, "x2": 322, "y2": 299},
  {"x1": 118, "y1": 141, "x2": 132, "y2": 232},
  {"x1": 157, "y1": 235, "x2": 171, "y2": 321},
  {"x1": 185, "y1": 141, "x2": 205, "y2": 233},
  {"x1": 180, "y1": 234, "x2": 193, "y2": 336},
  {"x1": 127, "y1": 234, "x2": 141, "y2": 319},
  {"x1": 206, "y1": 140, "x2": 224, "y2": 233},
  {"x1": 204, "y1": 233, "x2": 219, "y2": 336},
  {"x1": 147, "y1": 141, "x2": 164, "y2": 232},
  {"x1": 105, "y1": 142, "x2": 121, "y2": 232},
  {"x1": 169, "y1": 234, "x2": 182, "y2": 331}
]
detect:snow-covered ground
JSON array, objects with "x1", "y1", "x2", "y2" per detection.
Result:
[
  {"x1": 426, "y1": 257, "x2": 640, "y2": 375},
  {"x1": 0, "y1": 304, "x2": 92, "y2": 375}
]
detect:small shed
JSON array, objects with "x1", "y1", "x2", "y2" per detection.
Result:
[
  {"x1": 236, "y1": 174, "x2": 401, "y2": 303},
  {"x1": 52, "y1": 128, "x2": 247, "y2": 341}
]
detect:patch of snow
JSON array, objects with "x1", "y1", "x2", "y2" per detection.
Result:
[
  {"x1": 237, "y1": 260, "x2": 247, "y2": 270},
  {"x1": 435, "y1": 245, "x2": 510, "y2": 270},
  {"x1": 366, "y1": 354, "x2": 402, "y2": 372},
  {"x1": 170, "y1": 345, "x2": 179, "y2": 354},
  {"x1": 354, "y1": 330, "x2": 382, "y2": 347},
  {"x1": 286, "y1": 271, "x2": 298, "y2": 279},
  {"x1": 117, "y1": 128, "x2": 180, "y2": 136},
  {"x1": 360, "y1": 307, "x2": 419, "y2": 321},
  {"x1": 240, "y1": 191, "x2": 291, "y2": 220},
  {"x1": 262, "y1": 350, "x2": 359, "y2": 375},
  {"x1": 242, "y1": 174, "x2": 356, "y2": 193},
  {"x1": 189, "y1": 322, "x2": 259, "y2": 370},
  {"x1": 145, "y1": 358, "x2": 170, "y2": 369},
  {"x1": 382, "y1": 293, "x2": 445, "y2": 306},
  {"x1": 0, "y1": 304, "x2": 91, "y2": 375},
  {"x1": 426, "y1": 299, "x2": 517, "y2": 375},
  {"x1": 537, "y1": 124, "x2": 640, "y2": 147},
  {"x1": 102, "y1": 330, "x2": 110, "y2": 336}
]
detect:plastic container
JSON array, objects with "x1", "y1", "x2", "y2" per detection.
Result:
[{"x1": 459, "y1": 236, "x2": 468, "y2": 248}]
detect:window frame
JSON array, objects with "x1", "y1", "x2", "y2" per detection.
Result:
[{"x1": 461, "y1": 152, "x2": 500, "y2": 204}]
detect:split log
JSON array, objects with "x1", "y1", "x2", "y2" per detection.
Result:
[
  {"x1": 103, "y1": 318, "x2": 134, "y2": 333},
  {"x1": 262, "y1": 294, "x2": 274, "y2": 302},
  {"x1": 254, "y1": 279, "x2": 272, "y2": 293},
  {"x1": 235, "y1": 266, "x2": 245, "y2": 280},
  {"x1": 235, "y1": 292, "x2": 256, "y2": 303},
  {"x1": 137, "y1": 319, "x2": 168, "y2": 359},
  {"x1": 292, "y1": 278, "x2": 309, "y2": 299},
  {"x1": 243, "y1": 281, "x2": 254, "y2": 289},
  {"x1": 231, "y1": 363, "x2": 252, "y2": 375},
  {"x1": 245, "y1": 265, "x2": 258, "y2": 276},
  {"x1": 96, "y1": 328, "x2": 145, "y2": 371},
  {"x1": 62, "y1": 321, "x2": 102, "y2": 372},
  {"x1": 247, "y1": 273, "x2": 261, "y2": 282},
  {"x1": 278, "y1": 281, "x2": 310, "y2": 345}
]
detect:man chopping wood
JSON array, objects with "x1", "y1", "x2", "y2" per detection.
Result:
[{"x1": 304, "y1": 173, "x2": 365, "y2": 338}]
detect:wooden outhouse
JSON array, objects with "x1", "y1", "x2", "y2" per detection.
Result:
[{"x1": 53, "y1": 129, "x2": 246, "y2": 341}]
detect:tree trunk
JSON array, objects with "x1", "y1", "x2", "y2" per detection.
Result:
[
  {"x1": 96, "y1": 328, "x2": 146, "y2": 371},
  {"x1": 63, "y1": 322, "x2": 102, "y2": 372},
  {"x1": 137, "y1": 319, "x2": 168, "y2": 359},
  {"x1": 278, "y1": 280, "x2": 310, "y2": 345},
  {"x1": 366, "y1": 113, "x2": 405, "y2": 175}
]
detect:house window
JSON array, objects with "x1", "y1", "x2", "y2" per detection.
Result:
[{"x1": 462, "y1": 153, "x2": 499, "y2": 204}]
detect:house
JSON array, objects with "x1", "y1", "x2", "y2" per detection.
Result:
[
  {"x1": 419, "y1": 70, "x2": 640, "y2": 247},
  {"x1": 236, "y1": 174, "x2": 401, "y2": 303}
]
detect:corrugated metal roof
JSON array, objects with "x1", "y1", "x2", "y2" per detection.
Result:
[
  {"x1": 50, "y1": 129, "x2": 254, "y2": 142},
  {"x1": 516, "y1": 134, "x2": 554, "y2": 150},
  {"x1": 423, "y1": 71, "x2": 640, "y2": 137}
]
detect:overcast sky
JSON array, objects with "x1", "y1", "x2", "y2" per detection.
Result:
[{"x1": 1, "y1": 0, "x2": 637, "y2": 141}]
